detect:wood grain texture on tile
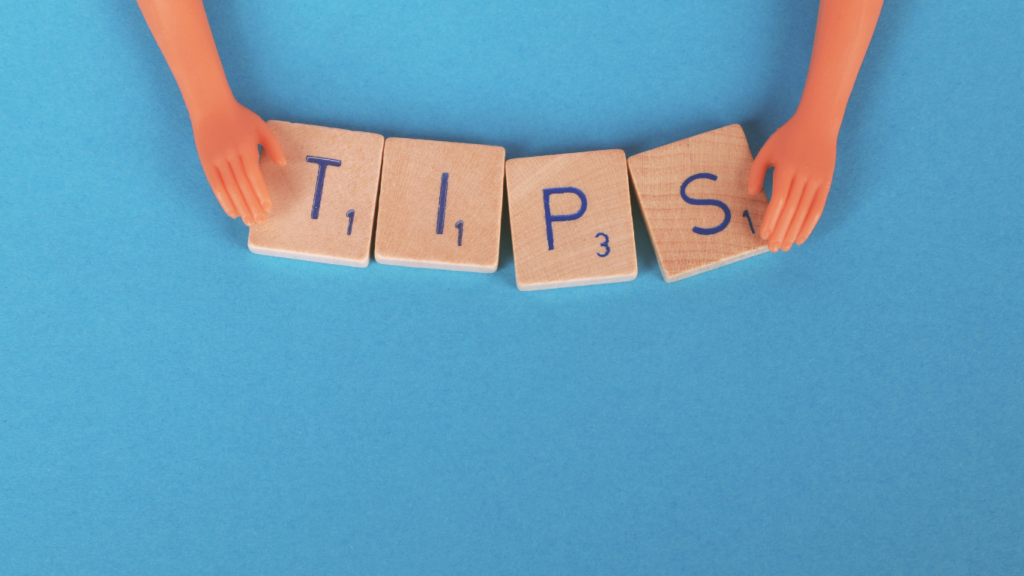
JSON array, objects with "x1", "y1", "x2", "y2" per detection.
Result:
[
  {"x1": 627, "y1": 124, "x2": 769, "y2": 282},
  {"x1": 505, "y1": 149, "x2": 637, "y2": 291},
  {"x1": 374, "y1": 138, "x2": 505, "y2": 273},
  {"x1": 248, "y1": 121, "x2": 384, "y2": 267}
]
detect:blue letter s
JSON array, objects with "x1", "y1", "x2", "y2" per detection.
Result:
[{"x1": 680, "y1": 173, "x2": 730, "y2": 235}]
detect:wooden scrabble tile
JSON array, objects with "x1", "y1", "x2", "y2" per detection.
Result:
[
  {"x1": 627, "y1": 124, "x2": 769, "y2": 282},
  {"x1": 505, "y1": 149, "x2": 637, "y2": 291},
  {"x1": 248, "y1": 121, "x2": 384, "y2": 267},
  {"x1": 374, "y1": 138, "x2": 505, "y2": 272}
]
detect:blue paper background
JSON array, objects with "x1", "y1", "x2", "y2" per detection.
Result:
[{"x1": 1, "y1": 1, "x2": 1022, "y2": 574}]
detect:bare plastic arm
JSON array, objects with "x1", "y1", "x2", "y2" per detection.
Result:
[
  {"x1": 136, "y1": 0, "x2": 285, "y2": 226},
  {"x1": 748, "y1": 0, "x2": 885, "y2": 252}
]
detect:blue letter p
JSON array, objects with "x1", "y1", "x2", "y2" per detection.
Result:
[{"x1": 543, "y1": 187, "x2": 588, "y2": 251}]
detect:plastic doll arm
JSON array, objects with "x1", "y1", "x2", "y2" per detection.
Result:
[
  {"x1": 747, "y1": 0, "x2": 884, "y2": 251},
  {"x1": 136, "y1": 0, "x2": 285, "y2": 225}
]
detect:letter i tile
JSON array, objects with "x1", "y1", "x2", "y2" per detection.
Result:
[
  {"x1": 248, "y1": 121, "x2": 385, "y2": 267},
  {"x1": 374, "y1": 138, "x2": 506, "y2": 272},
  {"x1": 505, "y1": 150, "x2": 637, "y2": 291}
]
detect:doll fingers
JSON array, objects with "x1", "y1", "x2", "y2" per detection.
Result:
[
  {"x1": 205, "y1": 166, "x2": 238, "y2": 219},
  {"x1": 240, "y1": 150, "x2": 272, "y2": 211},
  {"x1": 218, "y1": 163, "x2": 252, "y2": 226},
  {"x1": 761, "y1": 168, "x2": 794, "y2": 242},
  {"x1": 229, "y1": 157, "x2": 265, "y2": 225},
  {"x1": 782, "y1": 181, "x2": 821, "y2": 251},
  {"x1": 768, "y1": 175, "x2": 808, "y2": 252},
  {"x1": 795, "y1": 184, "x2": 831, "y2": 245}
]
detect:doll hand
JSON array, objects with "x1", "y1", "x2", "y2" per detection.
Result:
[
  {"x1": 747, "y1": 114, "x2": 838, "y2": 251},
  {"x1": 191, "y1": 100, "x2": 286, "y2": 225}
]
